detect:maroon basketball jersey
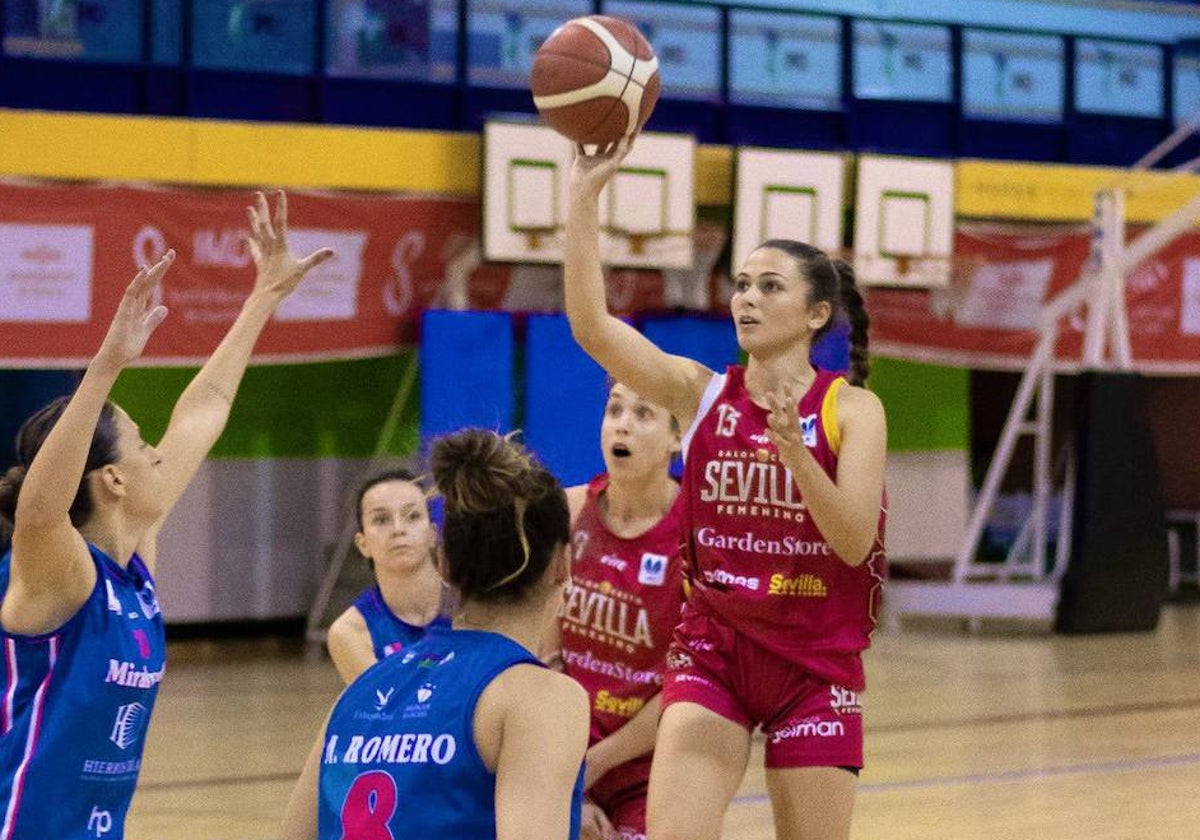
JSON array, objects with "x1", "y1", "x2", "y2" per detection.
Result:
[
  {"x1": 560, "y1": 475, "x2": 687, "y2": 745},
  {"x1": 681, "y1": 366, "x2": 887, "y2": 690}
]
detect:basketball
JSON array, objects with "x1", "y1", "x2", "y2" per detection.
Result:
[{"x1": 530, "y1": 15, "x2": 661, "y2": 147}]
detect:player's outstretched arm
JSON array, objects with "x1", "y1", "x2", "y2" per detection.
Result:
[
  {"x1": 564, "y1": 144, "x2": 711, "y2": 428},
  {"x1": 6, "y1": 252, "x2": 173, "y2": 633},
  {"x1": 142, "y1": 191, "x2": 334, "y2": 564}
]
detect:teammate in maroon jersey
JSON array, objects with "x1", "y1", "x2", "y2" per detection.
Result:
[
  {"x1": 552, "y1": 383, "x2": 687, "y2": 840},
  {"x1": 563, "y1": 143, "x2": 887, "y2": 840}
]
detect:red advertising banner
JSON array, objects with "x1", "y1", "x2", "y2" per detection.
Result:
[
  {"x1": 0, "y1": 181, "x2": 710, "y2": 367},
  {"x1": 868, "y1": 223, "x2": 1200, "y2": 375},
  {"x1": 4, "y1": 182, "x2": 1199, "y2": 373}
]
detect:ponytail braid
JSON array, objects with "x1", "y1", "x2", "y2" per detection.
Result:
[{"x1": 832, "y1": 259, "x2": 870, "y2": 386}]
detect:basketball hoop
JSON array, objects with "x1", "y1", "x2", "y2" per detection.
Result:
[
  {"x1": 515, "y1": 226, "x2": 559, "y2": 251},
  {"x1": 603, "y1": 226, "x2": 674, "y2": 259}
]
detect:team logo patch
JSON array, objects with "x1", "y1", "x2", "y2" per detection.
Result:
[
  {"x1": 799, "y1": 414, "x2": 818, "y2": 448},
  {"x1": 416, "y1": 683, "x2": 435, "y2": 703},
  {"x1": 110, "y1": 703, "x2": 148, "y2": 750},
  {"x1": 638, "y1": 553, "x2": 667, "y2": 586},
  {"x1": 136, "y1": 581, "x2": 161, "y2": 620}
]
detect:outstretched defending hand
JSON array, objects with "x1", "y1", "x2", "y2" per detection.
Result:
[
  {"x1": 568, "y1": 135, "x2": 635, "y2": 202},
  {"x1": 94, "y1": 249, "x2": 174, "y2": 371},
  {"x1": 246, "y1": 190, "x2": 335, "y2": 299}
]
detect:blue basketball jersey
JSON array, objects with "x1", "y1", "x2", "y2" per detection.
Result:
[
  {"x1": 318, "y1": 629, "x2": 583, "y2": 840},
  {"x1": 352, "y1": 586, "x2": 451, "y2": 660},
  {"x1": 0, "y1": 543, "x2": 166, "y2": 840}
]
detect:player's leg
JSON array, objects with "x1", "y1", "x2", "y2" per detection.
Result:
[
  {"x1": 645, "y1": 701, "x2": 751, "y2": 840},
  {"x1": 760, "y1": 678, "x2": 863, "y2": 840},
  {"x1": 765, "y1": 766, "x2": 856, "y2": 840}
]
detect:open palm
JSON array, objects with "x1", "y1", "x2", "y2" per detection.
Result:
[
  {"x1": 246, "y1": 191, "x2": 334, "y2": 299},
  {"x1": 94, "y1": 250, "x2": 174, "y2": 369}
]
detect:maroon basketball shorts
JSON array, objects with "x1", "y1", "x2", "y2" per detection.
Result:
[{"x1": 661, "y1": 604, "x2": 864, "y2": 769}]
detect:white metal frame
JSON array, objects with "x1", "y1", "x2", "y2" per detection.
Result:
[{"x1": 890, "y1": 137, "x2": 1200, "y2": 627}]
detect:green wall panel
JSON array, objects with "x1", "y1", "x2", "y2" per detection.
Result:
[
  {"x1": 110, "y1": 353, "x2": 419, "y2": 459},
  {"x1": 871, "y1": 357, "x2": 969, "y2": 452},
  {"x1": 105, "y1": 351, "x2": 966, "y2": 459}
]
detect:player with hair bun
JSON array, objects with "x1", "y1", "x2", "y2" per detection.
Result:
[{"x1": 282, "y1": 429, "x2": 590, "y2": 840}]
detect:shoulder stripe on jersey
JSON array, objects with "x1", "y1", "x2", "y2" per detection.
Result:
[
  {"x1": 2, "y1": 636, "x2": 58, "y2": 840},
  {"x1": 2, "y1": 640, "x2": 15, "y2": 736},
  {"x1": 681, "y1": 373, "x2": 727, "y2": 464},
  {"x1": 821, "y1": 377, "x2": 847, "y2": 456}
]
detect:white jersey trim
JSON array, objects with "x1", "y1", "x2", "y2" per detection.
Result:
[{"x1": 681, "y1": 372, "x2": 727, "y2": 465}]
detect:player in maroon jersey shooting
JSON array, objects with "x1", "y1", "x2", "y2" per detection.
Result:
[{"x1": 563, "y1": 143, "x2": 887, "y2": 840}]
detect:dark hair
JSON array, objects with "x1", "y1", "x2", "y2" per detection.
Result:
[
  {"x1": 753, "y1": 240, "x2": 871, "y2": 386},
  {"x1": 354, "y1": 468, "x2": 425, "y2": 528},
  {"x1": 0, "y1": 396, "x2": 123, "y2": 544},
  {"x1": 431, "y1": 429, "x2": 568, "y2": 604}
]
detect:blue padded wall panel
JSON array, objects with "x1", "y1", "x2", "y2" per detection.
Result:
[
  {"x1": 812, "y1": 319, "x2": 851, "y2": 373},
  {"x1": 725, "y1": 107, "x2": 844, "y2": 151},
  {"x1": 959, "y1": 119, "x2": 1064, "y2": 163},
  {"x1": 523, "y1": 314, "x2": 608, "y2": 487},
  {"x1": 641, "y1": 315, "x2": 739, "y2": 374},
  {"x1": 419, "y1": 310, "x2": 514, "y2": 442},
  {"x1": 847, "y1": 100, "x2": 957, "y2": 157},
  {"x1": 1066, "y1": 116, "x2": 1171, "y2": 166},
  {"x1": 187, "y1": 72, "x2": 317, "y2": 122},
  {"x1": 458, "y1": 87, "x2": 538, "y2": 132},
  {"x1": 0, "y1": 60, "x2": 142, "y2": 113},
  {"x1": 320, "y1": 79, "x2": 457, "y2": 130}
]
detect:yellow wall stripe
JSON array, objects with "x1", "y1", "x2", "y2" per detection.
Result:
[
  {"x1": 5, "y1": 109, "x2": 1200, "y2": 222},
  {"x1": 0, "y1": 109, "x2": 480, "y2": 195},
  {"x1": 1, "y1": 108, "x2": 736, "y2": 204},
  {"x1": 955, "y1": 158, "x2": 1200, "y2": 223}
]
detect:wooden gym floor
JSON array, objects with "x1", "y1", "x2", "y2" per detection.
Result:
[{"x1": 126, "y1": 605, "x2": 1200, "y2": 839}]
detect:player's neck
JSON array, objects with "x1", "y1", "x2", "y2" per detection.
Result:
[
  {"x1": 602, "y1": 476, "x2": 677, "y2": 538},
  {"x1": 378, "y1": 561, "x2": 445, "y2": 626},
  {"x1": 79, "y1": 514, "x2": 140, "y2": 568},
  {"x1": 453, "y1": 598, "x2": 550, "y2": 654},
  {"x1": 745, "y1": 349, "x2": 815, "y2": 405}
]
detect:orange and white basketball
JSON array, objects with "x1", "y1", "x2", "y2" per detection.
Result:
[{"x1": 530, "y1": 15, "x2": 661, "y2": 146}]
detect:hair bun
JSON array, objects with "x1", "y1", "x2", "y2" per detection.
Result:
[{"x1": 431, "y1": 430, "x2": 543, "y2": 515}]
